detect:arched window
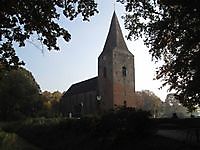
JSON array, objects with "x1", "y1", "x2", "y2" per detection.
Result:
[
  {"x1": 122, "y1": 66, "x2": 127, "y2": 77},
  {"x1": 103, "y1": 67, "x2": 107, "y2": 78}
]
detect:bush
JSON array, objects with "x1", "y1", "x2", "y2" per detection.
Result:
[{"x1": 2, "y1": 109, "x2": 157, "y2": 150}]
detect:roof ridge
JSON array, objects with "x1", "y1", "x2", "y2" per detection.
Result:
[
  {"x1": 71, "y1": 76, "x2": 98, "y2": 86},
  {"x1": 64, "y1": 77, "x2": 98, "y2": 96}
]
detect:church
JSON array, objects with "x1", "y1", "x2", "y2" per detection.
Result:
[{"x1": 60, "y1": 12, "x2": 136, "y2": 116}]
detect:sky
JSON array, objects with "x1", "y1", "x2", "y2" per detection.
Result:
[{"x1": 15, "y1": 0, "x2": 170, "y2": 101}]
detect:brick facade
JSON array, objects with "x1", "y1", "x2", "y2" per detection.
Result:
[{"x1": 60, "y1": 12, "x2": 136, "y2": 116}]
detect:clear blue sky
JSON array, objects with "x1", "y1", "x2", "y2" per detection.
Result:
[{"x1": 15, "y1": 0, "x2": 170, "y2": 101}]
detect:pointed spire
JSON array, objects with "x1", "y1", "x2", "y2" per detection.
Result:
[{"x1": 102, "y1": 11, "x2": 129, "y2": 53}]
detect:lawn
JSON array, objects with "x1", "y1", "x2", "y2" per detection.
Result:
[{"x1": 0, "y1": 128, "x2": 40, "y2": 150}]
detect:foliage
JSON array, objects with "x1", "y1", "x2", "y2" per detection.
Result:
[
  {"x1": 39, "y1": 91, "x2": 63, "y2": 117},
  {"x1": 118, "y1": 0, "x2": 200, "y2": 109},
  {"x1": 136, "y1": 90, "x2": 162, "y2": 117},
  {"x1": 161, "y1": 93, "x2": 189, "y2": 118},
  {"x1": 2, "y1": 109, "x2": 155, "y2": 150},
  {"x1": 42, "y1": 91, "x2": 62, "y2": 102},
  {"x1": 96, "y1": 107, "x2": 154, "y2": 137},
  {"x1": 2, "y1": 117, "x2": 197, "y2": 150},
  {"x1": 0, "y1": 68, "x2": 41, "y2": 121},
  {"x1": 0, "y1": 0, "x2": 98, "y2": 69}
]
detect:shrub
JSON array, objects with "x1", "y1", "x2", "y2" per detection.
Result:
[{"x1": 2, "y1": 109, "x2": 157, "y2": 150}]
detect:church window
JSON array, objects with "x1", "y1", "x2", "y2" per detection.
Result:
[
  {"x1": 103, "y1": 67, "x2": 107, "y2": 78},
  {"x1": 122, "y1": 66, "x2": 127, "y2": 77}
]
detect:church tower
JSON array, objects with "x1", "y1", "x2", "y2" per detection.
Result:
[{"x1": 98, "y1": 12, "x2": 136, "y2": 111}]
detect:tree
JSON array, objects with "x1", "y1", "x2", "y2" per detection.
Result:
[
  {"x1": 118, "y1": 0, "x2": 200, "y2": 109},
  {"x1": 161, "y1": 93, "x2": 189, "y2": 118},
  {"x1": 40, "y1": 90, "x2": 62, "y2": 117},
  {"x1": 135, "y1": 90, "x2": 162, "y2": 118},
  {"x1": 0, "y1": 68, "x2": 41, "y2": 120},
  {"x1": 0, "y1": 0, "x2": 98, "y2": 69}
]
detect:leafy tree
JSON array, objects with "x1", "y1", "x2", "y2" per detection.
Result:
[
  {"x1": 41, "y1": 91, "x2": 52, "y2": 110},
  {"x1": 40, "y1": 90, "x2": 62, "y2": 117},
  {"x1": 161, "y1": 93, "x2": 189, "y2": 118},
  {"x1": 0, "y1": 0, "x2": 98, "y2": 69},
  {"x1": 51, "y1": 91, "x2": 63, "y2": 102},
  {"x1": 51, "y1": 91, "x2": 63, "y2": 114},
  {"x1": 0, "y1": 68, "x2": 41, "y2": 120},
  {"x1": 135, "y1": 90, "x2": 162, "y2": 118},
  {"x1": 118, "y1": 0, "x2": 200, "y2": 109}
]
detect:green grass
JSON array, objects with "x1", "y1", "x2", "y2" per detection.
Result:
[{"x1": 0, "y1": 129, "x2": 40, "y2": 150}]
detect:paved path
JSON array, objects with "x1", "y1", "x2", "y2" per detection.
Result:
[{"x1": 157, "y1": 129, "x2": 200, "y2": 146}]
